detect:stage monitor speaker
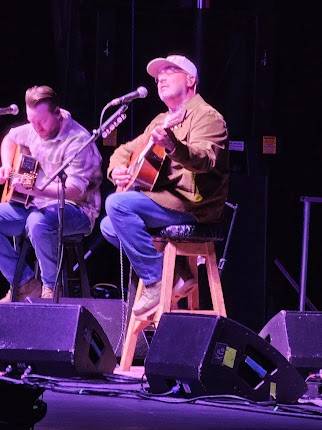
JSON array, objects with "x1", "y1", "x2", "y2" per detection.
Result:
[
  {"x1": 145, "y1": 313, "x2": 306, "y2": 403},
  {"x1": 259, "y1": 310, "x2": 322, "y2": 371},
  {"x1": 59, "y1": 298, "x2": 148, "y2": 360},
  {"x1": 0, "y1": 303, "x2": 117, "y2": 377}
]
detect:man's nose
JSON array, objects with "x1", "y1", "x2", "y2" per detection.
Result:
[{"x1": 158, "y1": 75, "x2": 168, "y2": 83}]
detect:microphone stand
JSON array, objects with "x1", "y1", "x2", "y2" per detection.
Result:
[{"x1": 38, "y1": 104, "x2": 128, "y2": 303}]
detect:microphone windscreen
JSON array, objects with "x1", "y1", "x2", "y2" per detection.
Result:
[{"x1": 137, "y1": 87, "x2": 148, "y2": 98}]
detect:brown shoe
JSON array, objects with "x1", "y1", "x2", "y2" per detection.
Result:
[
  {"x1": 41, "y1": 286, "x2": 54, "y2": 299},
  {"x1": 132, "y1": 281, "x2": 161, "y2": 317},
  {"x1": 17, "y1": 278, "x2": 42, "y2": 301},
  {"x1": 0, "y1": 290, "x2": 12, "y2": 304}
]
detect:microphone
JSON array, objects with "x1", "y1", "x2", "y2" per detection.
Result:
[
  {"x1": 0, "y1": 104, "x2": 19, "y2": 116},
  {"x1": 110, "y1": 86, "x2": 148, "y2": 106}
]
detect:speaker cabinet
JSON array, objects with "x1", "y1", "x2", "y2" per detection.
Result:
[
  {"x1": 145, "y1": 313, "x2": 306, "y2": 403},
  {"x1": 259, "y1": 310, "x2": 322, "y2": 371},
  {"x1": 0, "y1": 303, "x2": 117, "y2": 376},
  {"x1": 56, "y1": 298, "x2": 148, "y2": 359}
]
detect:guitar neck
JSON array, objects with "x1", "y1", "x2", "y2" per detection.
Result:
[{"x1": 138, "y1": 137, "x2": 155, "y2": 164}]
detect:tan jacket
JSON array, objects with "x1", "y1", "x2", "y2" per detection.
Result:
[{"x1": 108, "y1": 94, "x2": 229, "y2": 223}]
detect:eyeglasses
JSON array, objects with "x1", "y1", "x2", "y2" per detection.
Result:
[{"x1": 155, "y1": 67, "x2": 186, "y2": 84}]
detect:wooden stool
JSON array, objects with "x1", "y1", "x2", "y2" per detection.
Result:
[
  {"x1": 119, "y1": 223, "x2": 227, "y2": 371},
  {"x1": 11, "y1": 233, "x2": 91, "y2": 301}
]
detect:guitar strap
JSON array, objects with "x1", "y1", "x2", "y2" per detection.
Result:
[{"x1": 164, "y1": 127, "x2": 177, "y2": 145}]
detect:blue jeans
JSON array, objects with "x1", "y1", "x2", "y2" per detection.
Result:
[
  {"x1": 100, "y1": 191, "x2": 196, "y2": 286},
  {"x1": 0, "y1": 202, "x2": 91, "y2": 290}
]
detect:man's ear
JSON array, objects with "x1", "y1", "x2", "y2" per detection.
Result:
[{"x1": 186, "y1": 75, "x2": 197, "y2": 90}]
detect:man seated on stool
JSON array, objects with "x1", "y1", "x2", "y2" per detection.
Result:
[
  {"x1": 100, "y1": 54, "x2": 229, "y2": 316},
  {"x1": 0, "y1": 85, "x2": 102, "y2": 302}
]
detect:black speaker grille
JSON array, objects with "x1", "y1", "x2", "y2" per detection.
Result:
[{"x1": 0, "y1": 303, "x2": 116, "y2": 376}]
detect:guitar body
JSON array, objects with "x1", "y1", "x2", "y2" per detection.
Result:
[
  {"x1": 117, "y1": 108, "x2": 185, "y2": 193},
  {"x1": 1, "y1": 147, "x2": 38, "y2": 205},
  {"x1": 121, "y1": 142, "x2": 166, "y2": 192}
]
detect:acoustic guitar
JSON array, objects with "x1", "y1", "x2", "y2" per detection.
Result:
[
  {"x1": 1, "y1": 146, "x2": 38, "y2": 205},
  {"x1": 118, "y1": 108, "x2": 185, "y2": 192}
]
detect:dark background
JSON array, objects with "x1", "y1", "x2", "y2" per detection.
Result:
[{"x1": 1, "y1": 0, "x2": 321, "y2": 332}]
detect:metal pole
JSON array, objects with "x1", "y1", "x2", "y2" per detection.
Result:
[
  {"x1": 196, "y1": 0, "x2": 210, "y2": 9},
  {"x1": 299, "y1": 198, "x2": 311, "y2": 311}
]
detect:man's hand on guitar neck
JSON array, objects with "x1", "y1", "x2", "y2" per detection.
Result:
[
  {"x1": 111, "y1": 166, "x2": 132, "y2": 189},
  {"x1": 0, "y1": 166, "x2": 12, "y2": 185},
  {"x1": 150, "y1": 107, "x2": 184, "y2": 153},
  {"x1": 150, "y1": 126, "x2": 176, "y2": 153}
]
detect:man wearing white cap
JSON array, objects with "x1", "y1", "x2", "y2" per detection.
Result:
[{"x1": 100, "y1": 54, "x2": 229, "y2": 316}]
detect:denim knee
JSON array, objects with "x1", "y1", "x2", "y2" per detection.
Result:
[
  {"x1": 25, "y1": 214, "x2": 53, "y2": 242},
  {"x1": 104, "y1": 193, "x2": 128, "y2": 218},
  {"x1": 100, "y1": 215, "x2": 113, "y2": 239}
]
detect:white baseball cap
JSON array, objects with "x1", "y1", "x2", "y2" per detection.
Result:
[{"x1": 146, "y1": 55, "x2": 198, "y2": 81}]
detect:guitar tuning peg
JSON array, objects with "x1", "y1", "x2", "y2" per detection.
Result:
[{"x1": 102, "y1": 129, "x2": 110, "y2": 139}]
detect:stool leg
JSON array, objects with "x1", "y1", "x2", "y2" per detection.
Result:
[
  {"x1": 12, "y1": 239, "x2": 31, "y2": 302},
  {"x1": 120, "y1": 241, "x2": 178, "y2": 371},
  {"x1": 187, "y1": 256, "x2": 199, "y2": 309},
  {"x1": 120, "y1": 280, "x2": 150, "y2": 370},
  {"x1": 74, "y1": 242, "x2": 91, "y2": 297},
  {"x1": 205, "y1": 242, "x2": 226, "y2": 317},
  {"x1": 62, "y1": 244, "x2": 69, "y2": 297},
  {"x1": 154, "y1": 241, "x2": 177, "y2": 323}
]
